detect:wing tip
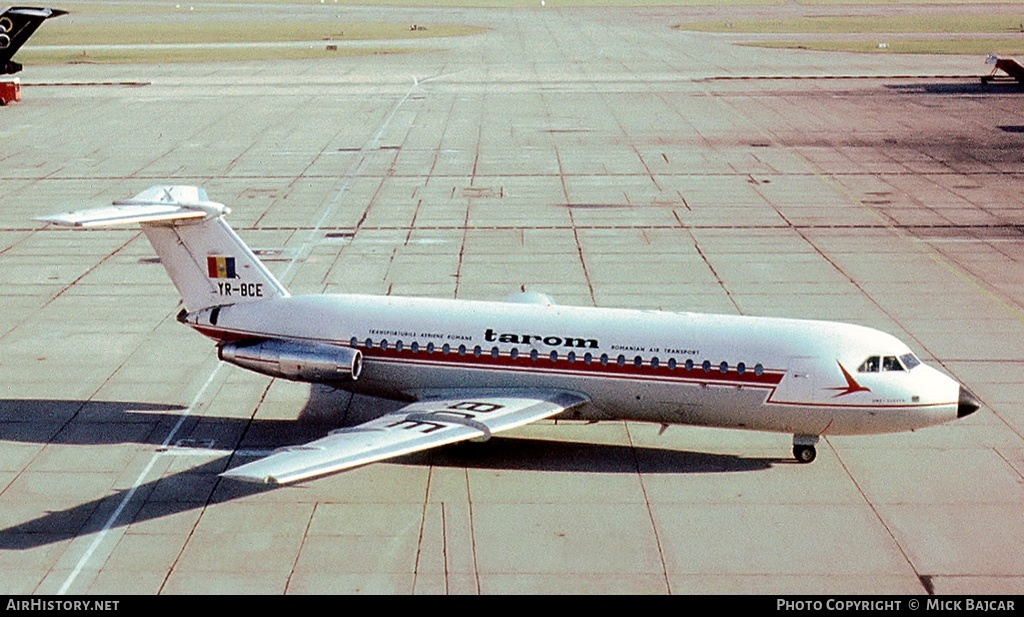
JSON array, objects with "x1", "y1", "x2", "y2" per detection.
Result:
[{"x1": 220, "y1": 470, "x2": 281, "y2": 486}]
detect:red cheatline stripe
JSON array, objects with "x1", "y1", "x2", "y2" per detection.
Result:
[{"x1": 193, "y1": 325, "x2": 783, "y2": 387}]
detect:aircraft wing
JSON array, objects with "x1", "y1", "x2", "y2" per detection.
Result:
[{"x1": 221, "y1": 390, "x2": 588, "y2": 485}]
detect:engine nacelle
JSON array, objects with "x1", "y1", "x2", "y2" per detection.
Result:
[
  {"x1": 219, "y1": 340, "x2": 362, "y2": 383},
  {"x1": 0, "y1": 34, "x2": 11, "y2": 49}
]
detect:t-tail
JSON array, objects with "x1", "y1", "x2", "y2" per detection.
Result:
[
  {"x1": 0, "y1": 7, "x2": 67, "y2": 75},
  {"x1": 38, "y1": 185, "x2": 289, "y2": 312}
]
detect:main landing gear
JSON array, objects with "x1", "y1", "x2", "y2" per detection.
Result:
[{"x1": 792, "y1": 435, "x2": 819, "y2": 463}]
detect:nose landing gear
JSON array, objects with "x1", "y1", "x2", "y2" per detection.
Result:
[
  {"x1": 793, "y1": 434, "x2": 819, "y2": 463},
  {"x1": 793, "y1": 444, "x2": 816, "y2": 463}
]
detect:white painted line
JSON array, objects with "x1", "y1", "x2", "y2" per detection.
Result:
[
  {"x1": 158, "y1": 448, "x2": 275, "y2": 458},
  {"x1": 58, "y1": 75, "x2": 427, "y2": 596},
  {"x1": 277, "y1": 78, "x2": 420, "y2": 285},
  {"x1": 57, "y1": 366, "x2": 223, "y2": 595}
]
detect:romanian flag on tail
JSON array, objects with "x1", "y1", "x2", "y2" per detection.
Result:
[{"x1": 207, "y1": 255, "x2": 236, "y2": 279}]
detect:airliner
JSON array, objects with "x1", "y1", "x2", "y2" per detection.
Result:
[
  {"x1": 0, "y1": 6, "x2": 66, "y2": 75},
  {"x1": 40, "y1": 186, "x2": 980, "y2": 484}
]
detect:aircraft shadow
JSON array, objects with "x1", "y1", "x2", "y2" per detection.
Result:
[
  {"x1": 885, "y1": 81, "x2": 1023, "y2": 96},
  {"x1": 0, "y1": 395, "x2": 371, "y2": 449},
  {"x1": 0, "y1": 458, "x2": 272, "y2": 550},
  {"x1": 408, "y1": 437, "x2": 778, "y2": 474},
  {"x1": 0, "y1": 395, "x2": 779, "y2": 549}
]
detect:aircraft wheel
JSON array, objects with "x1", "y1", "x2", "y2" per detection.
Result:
[{"x1": 793, "y1": 444, "x2": 816, "y2": 464}]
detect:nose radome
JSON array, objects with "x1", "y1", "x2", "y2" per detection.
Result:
[{"x1": 958, "y1": 386, "x2": 981, "y2": 418}]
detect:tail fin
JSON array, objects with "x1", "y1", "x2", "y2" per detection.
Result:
[
  {"x1": 39, "y1": 185, "x2": 289, "y2": 312},
  {"x1": 0, "y1": 7, "x2": 67, "y2": 75}
]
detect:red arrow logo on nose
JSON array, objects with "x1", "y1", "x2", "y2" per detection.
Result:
[{"x1": 826, "y1": 362, "x2": 871, "y2": 397}]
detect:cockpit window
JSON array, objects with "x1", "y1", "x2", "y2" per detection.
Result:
[
  {"x1": 882, "y1": 356, "x2": 903, "y2": 371},
  {"x1": 899, "y1": 353, "x2": 920, "y2": 370},
  {"x1": 859, "y1": 354, "x2": 912, "y2": 373},
  {"x1": 858, "y1": 356, "x2": 880, "y2": 373}
]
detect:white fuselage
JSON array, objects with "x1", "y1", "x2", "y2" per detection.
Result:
[{"x1": 184, "y1": 294, "x2": 964, "y2": 437}]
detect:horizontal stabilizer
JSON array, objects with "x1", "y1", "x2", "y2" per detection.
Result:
[
  {"x1": 38, "y1": 185, "x2": 285, "y2": 311},
  {"x1": 37, "y1": 186, "x2": 229, "y2": 228},
  {"x1": 38, "y1": 204, "x2": 209, "y2": 228}
]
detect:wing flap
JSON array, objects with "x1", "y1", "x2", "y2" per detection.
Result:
[{"x1": 221, "y1": 390, "x2": 588, "y2": 485}]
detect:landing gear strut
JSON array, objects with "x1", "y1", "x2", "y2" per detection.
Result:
[{"x1": 792, "y1": 435, "x2": 819, "y2": 464}]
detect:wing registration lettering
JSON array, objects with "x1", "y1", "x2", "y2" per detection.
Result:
[
  {"x1": 221, "y1": 391, "x2": 587, "y2": 485},
  {"x1": 386, "y1": 400, "x2": 506, "y2": 434}
]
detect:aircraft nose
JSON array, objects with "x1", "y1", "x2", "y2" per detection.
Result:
[{"x1": 958, "y1": 386, "x2": 981, "y2": 418}]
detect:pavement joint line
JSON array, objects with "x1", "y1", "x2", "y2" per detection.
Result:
[
  {"x1": 698, "y1": 74, "x2": 974, "y2": 81},
  {"x1": 458, "y1": 467, "x2": 482, "y2": 594},
  {"x1": 813, "y1": 165, "x2": 1024, "y2": 332},
  {"x1": 624, "y1": 422, "x2": 672, "y2": 594},
  {"x1": 57, "y1": 365, "x2": 223, "y2": 595},
  {"x1": 54, "y1": 75, "x2": 424, "y2": 594},
  {"x1": 25, "y1": 82, "x2": 150, "y2": 88},
  {"x1": 411, "y1": 464, "x2": 435, "y2": 594},
  {"x1": 695, "y1": 81, "x2": 970, "y2": 402},
  {"x1": 277, "y1": 78, "x2": 420, "y2": 285},
  {"x1": 284, "y1": 502, "x2": 319, "y2": 595},
  {"x1": 829, "y1": 439, "x2": 929, "y2": 594},
  {"x1": 790, "y1": 175, "x2": 1024, "y2": 442}
]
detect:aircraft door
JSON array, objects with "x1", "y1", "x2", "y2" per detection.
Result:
[{"x1": 785, "y1": 357, "x2": 819, "y2": 403}]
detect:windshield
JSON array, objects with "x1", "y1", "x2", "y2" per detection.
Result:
[
  {"x1": 858, "y1": 353, "x2": 919, "y2": 372},
  {"x1": 899, "y1": 353, "x2": 920, "y2": 370}
]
